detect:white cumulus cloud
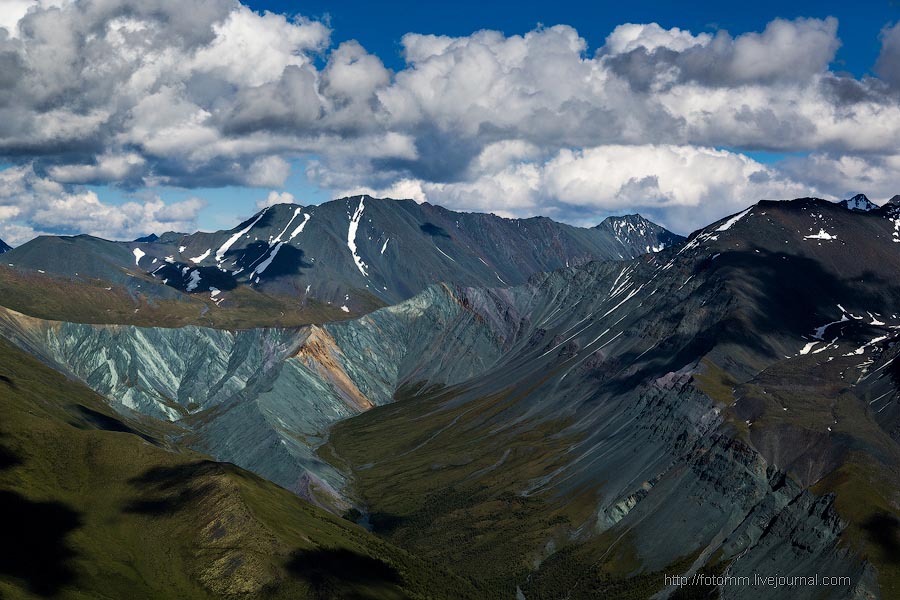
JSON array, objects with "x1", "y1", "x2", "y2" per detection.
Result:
[{"x1": 0, "y1": 2, "x2": 898, "y2": 241}]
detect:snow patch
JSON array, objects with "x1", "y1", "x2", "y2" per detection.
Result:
[
  {"x1": 716, "y1": 208, "x2": 752, "y2": 232},
  {"x1": 132, "y1": 247, "x2": 145, "y2": 266},
  {"x1": 814, "y1": 314, "x2": 849, "y2": 339},
  {"x1": 799, "y1": 341, "x2": 819, "y2": 355},
  {"x1": 347, "y1": 198, "x2": 368, "y2": 276},
  {"x1": 435, "y1": 245, "x2": 457, "y2": 263},
  {"x1": 273, "y1": 208, "x2": 303, "y2": 243},
  {"x1": 190, "y1": 249, "x2": 211, "y2": 263},
  {"x1": 804, "y1": 229, "x2": 836, "y2": 241},
  {"x1": 290, "y1": 213, "x2": 311, "y2": 239},
  {"x1": 186, "y1": 270, "x2": 201, "y2": 292}
]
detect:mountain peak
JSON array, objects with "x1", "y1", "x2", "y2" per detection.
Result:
[
  {"x1": 598, "y1": 213, "x2": 648, "y2": 225},
  {"x1": 594, "y1": 213, "x2": 684, "y2": 254},
  {"x1": 839, "y1": 193, "x2": 878, "y2": 212},
  {"x1": 0, "y1": 237, "x2": 10, "y2": 253},
  {"x1": 133, "y1": 233, "x2": 159, "y2": 243}
]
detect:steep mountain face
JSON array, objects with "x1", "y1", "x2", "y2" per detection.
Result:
[
  {"x1": 840, "y1": 193, "x2": 879, "y2": 212},
  {"x1": 140, "y1": 198, "x2": 684, "y2": 311},
  {"x1": 2, "y1": 196, "x2": 683, "y2": 317},
  {"x1": 0, "y1": 284, "x2": 510, "y2": 508},
  {"x1": 0, "y1": 238, "x2": 10, "y2": 253},
  {"x1": 0, "y1": 336, "x2": 481, "y2": 600},
  {"x1": 3, "y1": 196, "x2": 899, "y2": 597},
  {"x1": 594, "y1": 213, "x2": 683, "y2": 256},
  {"x1": 317, "y1": 197, "x2": 900, "y2": 598}
]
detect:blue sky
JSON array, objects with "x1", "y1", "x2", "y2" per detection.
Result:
[
  {"x1": 3, "y1": 0, "x2": 900, "y2": 242},
  {"x1": 251, "y1": 0, "x2": 896, "y2": 76}
]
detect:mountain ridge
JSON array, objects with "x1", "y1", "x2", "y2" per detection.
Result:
[{"x1": 1, "y1": 196, "x2": 684, "y2": 323}]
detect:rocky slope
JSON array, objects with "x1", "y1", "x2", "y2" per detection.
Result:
[
  {"x1": 593, "y1": 213, "x2": 683, "y2": 257},
  {"x1": 2, "y1": 197, "x2": 683, "y2": 317},
  {"x1": 320, "y1": 197, "x2": 900, "y2": 598},
  {"x1": 0, "y1": 283, "x2": 511, "y2": 508},
  {"x1": 0, "y1": 238, "x2": 10, "y2": 253},
  {"x1": 0, "y1": 335, "x2": 482, "y2": 600}
]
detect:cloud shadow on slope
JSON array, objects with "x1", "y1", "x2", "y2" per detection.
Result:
[
  {"x1": 0, "y1": 439, "x2": 82, "y2": 597},
  {"x1": 285, "y1": 547, "x2": 404, "y2": 598}
]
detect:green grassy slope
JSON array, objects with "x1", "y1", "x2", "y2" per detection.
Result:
[
  {"x1": 324, "y1": 385, "x2": 704, "y2": 599},
  {"x1": 0, "y1": 338, "x2": 478, "y2": 600},
  {"x1": 328, "y1": 364, "x2": 900, "y2": 599}
]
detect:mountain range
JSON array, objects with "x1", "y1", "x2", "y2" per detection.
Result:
[
  {"x1": 1, "y1": 197, "x2": 682, "y2": 320},
  {"x1": 1, "y1": 194, "x2": 899, "y2": 599}
]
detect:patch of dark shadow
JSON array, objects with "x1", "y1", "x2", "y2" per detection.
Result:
[
  {"x1": 717, "y1": 248, "x2": 900, "y2": 335},
  {"x1": 367, "y1": 512, "x2": 405, "y2": 535},
  {"x1": 223, "y1": 241, "x2": 312, "y2": 279},
  {"x1": 862, "y1": 512, "x2": 900, "y2": 564},
  {"x1": 208, "y1": 522, "x2": 227, "y2": 541},
  {"x1": 193, "y1": 265, "x2": 240, "y2": 291},
  {"x1": 153, "y1": 263, "x2": 239, "y2": 293},
  {"x1": 250, "y1": 244, "x2": 313, "y2": 278},
  {"x1": 122, "y1": 483, "x2": 215, "y2": 516},
  {"x1": 594, "y1": 328, "x2": 717, "y2": 398},
  {"x1": 678, "y1": 248, "x2": 900, "y2": 368},
  {"x1": 889, "y1": 355, "x2": 900, "y2": 388},
  {"x1": 123, "y1": 461, "x2": 221, "y2": 516},
  {"x1": 0, "y1": 442, "x2": 22, "y2": 470},
  {"x1": 128, "y1": 461, "x2": 221, "y2": 490},
  {"x1": 420, "y1": 222, "x2": 451, "y2": 238},
  {"x1": 226, "y1": 240, "x2": 271, "y2": 271},
  {"x1": 341, "y1": 507, "x2": 362, "y2": 523},
  {"x1": 0, "y1": 374, "x2": 16, "y2": 388},
  {"x1": 286, "y1": 548, "x2": 403, "y2": 597},
  {"x1": 0, "y1": 490, "x2": 81, "y2": 596},
  {"x1": 71, "y1": 405, "x2": 159, "y2": 445}
]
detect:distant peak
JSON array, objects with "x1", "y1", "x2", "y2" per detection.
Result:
[
  {"x1": 0, "y1": 237, "x2": 10, "y2": 253},
  {"x1": 887, "y1": 195, "x2": 900, "y2": 206},
  {"x1": 839, "y1": 193, "x2": 878, "y2": 212},
  {"x1": 133, "y1": 233, "x2": 159, "y2": 243},
  {"x1": 594, "y1": 213, "x2": 684, "y2": 253},
  {"x1": 596, "y1": 214, "x2": 652, "y2": 228}
]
